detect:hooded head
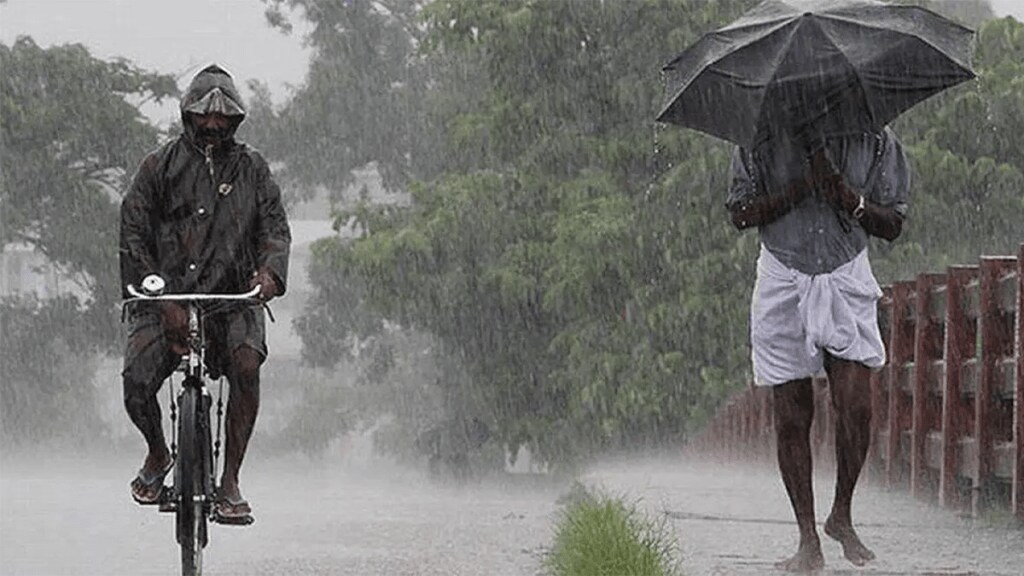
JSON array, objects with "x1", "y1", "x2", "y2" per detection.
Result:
[{"x1": 180, "y1": 64, "x2": 246, "y2": 147}]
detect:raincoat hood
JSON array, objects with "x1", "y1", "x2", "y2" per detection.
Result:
[{"x1": 180, "y1": 64, "x2": 246, "y2": 144}]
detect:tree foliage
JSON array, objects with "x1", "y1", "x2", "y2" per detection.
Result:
[
  {"x1": 287, "y1": 0, "x2": 756, "y2": 466},
  {"x1": 2, "y1": 37, "x2": 177, "y2": 303},
  {"x1": 1, "y1": 37, "x2": 176, "y2": 442},
  {"x1": 258, "y1": 0, "x2": 443, "y2": 198},
  {"x1": 0, "y1": 0, "x2": 1007, "y2": 463},
  {"x1": 0, "y1": 296, "x2": 102, "y2": 443},
  {"x1": 278, "y1": 1, "x2": 1021, "y2": 467},
  {"x1": 880, "y1": 13, "x2": 1024, "y2": 278}
]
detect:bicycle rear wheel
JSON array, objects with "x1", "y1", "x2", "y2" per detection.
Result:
[{"x1": 176, "y1": 384, "x2": 208, "y2": 576}]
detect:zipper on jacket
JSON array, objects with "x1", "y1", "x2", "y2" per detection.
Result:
[{"x1": 204, "y1": 143, "x2": 215, "y2": 180}]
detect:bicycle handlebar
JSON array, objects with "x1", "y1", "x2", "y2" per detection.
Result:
[
  {"x1": 121, "y1": 284, "x2": 274, "y2": 322},
  {"x1": 123, "y1": 284, "x2": 262, "y2": 303}
]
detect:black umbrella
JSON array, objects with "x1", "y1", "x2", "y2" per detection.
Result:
[{"x1": 656, "y1": 0, "x2": 976, "y2": 148}]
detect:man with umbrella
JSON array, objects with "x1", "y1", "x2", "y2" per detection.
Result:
[
  {"x1": 729, "y1": 124, "x2": 908, "y2": 572},
  {"x1": 657, "y1": 0, "x2": 975, "y2": 571}
]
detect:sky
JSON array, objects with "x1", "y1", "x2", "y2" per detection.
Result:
[
  {"x1": 3, "y1": 0, "x2": 1023, "y2": 125},
  {"x1": 0, "y1": 0, "x2": 312, "y2": 125},
  {"x1": 990, "y1": 0, "x2": 1024, "y2": 18}
]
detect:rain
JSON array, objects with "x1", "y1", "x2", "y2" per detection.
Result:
[{"x1": 1, "y1": 1, "x2": 1023, "y2": 575}]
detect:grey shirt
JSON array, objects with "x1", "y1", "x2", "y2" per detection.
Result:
[{"x1": 727, "y1": 127, "x2": 911, "y2": 275}]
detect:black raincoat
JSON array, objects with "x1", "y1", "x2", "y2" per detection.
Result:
[{"x1": 120, "y1": 64, "x2": 291, "y2": 298}]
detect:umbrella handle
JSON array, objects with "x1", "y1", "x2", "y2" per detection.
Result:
[{"x1": 807, "y1": 148, "x2": 841, "y2": 193}]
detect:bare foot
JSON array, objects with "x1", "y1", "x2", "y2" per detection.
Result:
[
  {"x1": 214, "y1": 479, "x2": 254, "y2": 523},
  {"x1": 130, "y1": 449, "x2": 172, "y2": 504},
  {"x1": 774, "y1": 545, "x2": 824, "y2": 573},
  {"x1": 824, "y1": 515, "x2": 875, "y2": 566},
  {"x1": 219, "y1": 478, "x2": 241, "y2": 502},
  {"x1": 142, "y1": 449, "x2": 172, "y2": 476}
]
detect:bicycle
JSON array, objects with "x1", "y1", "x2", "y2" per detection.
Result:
[{"x1": 122, "y1": 279, "x2": 269, "y2": 576}]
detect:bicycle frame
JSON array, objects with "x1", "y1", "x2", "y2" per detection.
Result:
[{"x1": 123, "y1": 284, "x2": 262, "y2": 576}]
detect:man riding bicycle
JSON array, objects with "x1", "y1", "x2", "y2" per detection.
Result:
[{"x1": 120, "y1": 64, "x2": 291, "y2": 523}]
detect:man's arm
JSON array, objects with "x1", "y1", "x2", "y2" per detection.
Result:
[
  {"x1": 821, "y1": 179, "x2": 904, "y2": 241},
  {"x1": 812, "y1": 148, "x2": 905, "y2": 242},
  {"x1": 119, "y1": 154, "x2": 162, "y2": 297},
  {"x1": 726, "y1": 148, "x2": 812, "y2": 230},
  {"x1": 251, "y1": 153, "x2": 291, "y2": 298},
  {"x1": 729, "y1": 180, "x2": 811, "y2": 230}
]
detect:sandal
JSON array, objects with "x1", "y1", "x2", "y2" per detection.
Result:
[
  {"x1": 129, "y1": 459, "x2": 173, "y2": 505},
  {"x1": 212, "y1": 494, "x2": 255, "y2": 525}
]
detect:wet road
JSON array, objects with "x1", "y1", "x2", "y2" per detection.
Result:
[
  {"x1": 0, "y1": 452, "x2": 557, "y2": 576},
  {"x1": 584, "y1": 458, "x2": 1024, "y2": 576},
  {"x1": 2, "y1": 452, "x2": 1022, "y2": 575}
]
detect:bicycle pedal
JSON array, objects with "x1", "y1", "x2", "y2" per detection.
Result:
[
  {"x1": 211, "y1": 512, "x2": 255, "y2": 526},
  {"x1": 158, "y1": 489, "x2": 177, "y2": 513}
]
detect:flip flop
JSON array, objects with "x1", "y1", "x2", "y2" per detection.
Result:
[
  {"x1": 129, "y1": 459, "x2": 173, "y2": 505},
  {"x1": 212, "y1": 494, "x2": 255, "y2": 525}
]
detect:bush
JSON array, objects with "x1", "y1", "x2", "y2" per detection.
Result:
[{"x1": 546, "y1": 483, "x2": 680, "y2": 576}]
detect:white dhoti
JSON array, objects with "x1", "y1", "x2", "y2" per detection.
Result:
[{"x1": 751, "y1": 245, "x2": 886, "y2": 386}]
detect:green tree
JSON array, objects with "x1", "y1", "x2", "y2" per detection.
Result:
[
  {"x1": 0, "y1": 37, "x2": 176, "y2": 442},
  {"x1": 284, "y1": 0, "x2": 1021, "y2": 468},
  {"x1": 880, "y1": 14, "x2": 1024, "y2": 279},
  {"x1": 289, "y1": 0, "x2": 756, "y2": 466},
  {"x1": 259, "y1": 0, "x2": 444, "y2": 198},
  {"x1": 2, "y1": 38, "x2": 177, "y2": 304},
  {"x1": 0, "y1": 296, "x2": 101, "y2": 442}
]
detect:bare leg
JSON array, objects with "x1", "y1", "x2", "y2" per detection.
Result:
[
  {"x1": 219, "y1": 346, "x2": 261, "y2": 507},
  {"x1": 123, "y1": 336, "x2": 178, "y2": 501},
  {"x1": 125, "y1": 390, "x2": 171, "y2": 470},
  {"x1": 823, "y1": 354, "x2": 875, "y2": 566},
  {"x1": 773, "y1": 378, "x2": 825, "y2": 572}
]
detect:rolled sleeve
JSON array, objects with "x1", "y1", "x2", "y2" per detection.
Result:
[{"x1": 866, "y1": 128, "x2": 911, "y2": 217}]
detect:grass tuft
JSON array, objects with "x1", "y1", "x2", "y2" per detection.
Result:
[{"x1": 546, "y1": 482, "x2": 680, "y2": 576}]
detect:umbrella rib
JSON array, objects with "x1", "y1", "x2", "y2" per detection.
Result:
[
  {"x1": 659, "y1": 17, "x2": 797, "y2": 116},
  {"x1": 812, "y1": 19, "x2": 877, "y2": 129},
  {"x1": 658, "y1": 3, "x2": 975, "y2": 145},
  {"x1": 814, "y1": 9, "x2": 974, "y2": 74},
  {"x1": 662, "y1": 17, "x2": 792, "y2": 71},
  {"x1": 748, "y1": 18, "x2": 806, "y2": 147},
  {"x1": 823, "y1": 3, "x2": 975, "y2": 36}
]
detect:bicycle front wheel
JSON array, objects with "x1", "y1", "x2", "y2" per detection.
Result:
[{"x1": 176, "y1": 384, "x2": 207, "y2": 576}]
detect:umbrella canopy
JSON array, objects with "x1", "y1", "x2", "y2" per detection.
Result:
[{"x1": 656, "y1": 0, "x2": 976, "y2": 148}]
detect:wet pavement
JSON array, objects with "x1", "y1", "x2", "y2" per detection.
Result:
[
  {"x1": 2, "y1": 452, "x2": 1021, "y2": 575},
  {"x1": 0, "y1": 451, "x2": 557, "y2": 576},
  {"x1": 583, "y1": 457, "x2": 1024, "y2": 576}
]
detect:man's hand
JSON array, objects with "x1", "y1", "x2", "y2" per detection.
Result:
[
  {"x1": 159, "y1": 302, "x2": 189, "y2": 355},
  {"x1": 808, "y1": 147, "x2": 834, "y2": 187},
  {"x1": 820, "y1": 176, "x2": 859, "y2": 214},
  {"x1": 805, "y1": 145, "x2": 904, "y2": 240},
  {"x1": 250, "y1": 269, "x2": 280, "y2": 302},
  {"x1": 807, "y1": 148, "x2": 858, "y2": 214}
]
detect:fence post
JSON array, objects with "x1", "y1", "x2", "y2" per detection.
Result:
[
  {"x1": 940, "y1": 266, "x2": 979, "y2": 511},
  {"x1": 1015, "y1": 243, "x2": 1023, "y2": 523},
  {"x1": 729, "y1": 401, "x2": 739, "y2": 461},
  {"x1": 761, "y1": 386, "x2": 774, "y2": 462},
  {"x1": 748, "y1": 386, "x2": 770, "y2": 463},
  {"x1": 974, "y1": 256, "x2": 1017, "y2": 517},
  {"x1": 742, "y1": 391, "x2": 753, "y2": 459},
  {"x1": 886, "y1": 281, "x2": 916, "y2": 487},
  {"x1": 870, "y1": 286, "x2": 893, "y2": 482},
  {"x1": 912, "y1": 272, "x2": 946, "y2": 501}
]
